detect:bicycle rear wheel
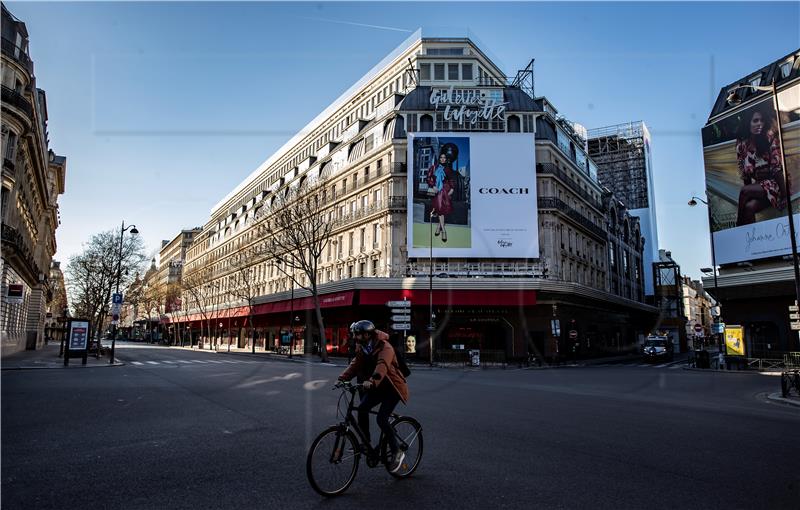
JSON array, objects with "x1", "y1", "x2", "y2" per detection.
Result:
[
  {"x1": 382, "y1": 417, "x2": 423, "y2": 479},
  {"x1": 782, "y1": 373, "x2": 791, "y2": 398},
  {"x1": 306, "y1": 426, "x2": 360, "y2": 497}
]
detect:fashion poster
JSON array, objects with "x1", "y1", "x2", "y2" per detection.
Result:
[
  {"x1": 701, "y1": 84, "x2": 800, "y2": 264},
  {"x1": 407, "y1": 132, "x2": 538, "y2": 258}
]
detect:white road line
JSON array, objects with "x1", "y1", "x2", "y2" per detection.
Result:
[
  {"x1": 654, "y1": 363, "x2": 670, "y2": 368},
  {"x1": 207, "y1": 360, "x2": 223, "y2": 364},
  {"x1": 668, "y1": 364, "x2": 684, "y2": 370},
  {"x1": 146, "y1": 361, "x2": 159, "y2": 365},
  {"x1": 162, "y1": 360, "x2": 176, "y2": 364},
  {"x1": 637, "y1": 364, "x2": 652, "y2": 367},
  {"x1": 131, "y1": 361, "x2": 143, "y2": 365},
  {"x1": 191, "y1": 360, "x2": 208, "y2": 363},
  {"x1": 178, "y1": 360, "x2": 192, "y2": 364}
]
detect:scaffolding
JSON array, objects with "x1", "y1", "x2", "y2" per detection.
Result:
[{"x1": 586, "y1": 121, "x2": 649, "y2": 210}]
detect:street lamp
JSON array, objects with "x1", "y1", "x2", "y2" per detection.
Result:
[
  {"x1": 726, "y1": 78, "x2": 800, "y2": 325},
  {"x1": 428, "y1": 210, "x2": 435, "y2": 366},
  {"x1": 110, "y1": 221, "x2": 138, "y2": 364},
  {"x1": 689, "y1": 196, "x2": 723, "y2": 352}
]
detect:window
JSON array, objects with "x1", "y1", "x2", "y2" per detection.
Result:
[
  {"x1": 376, "y1": 159, "x2": 383, "y2": 174},
  {"x1": 373, "y1": 223, "x2": 380, "y2": 248},
  {"x1": 374, "y1": 188, "x2": 382, "y2": 203},
  {"x1": 359, "y1": 262, "x2": 366, "y2": 277},
  {"x1": 361, "y1": 195, "x2": 368, "y2": 210},
  {"x1": 342, "y1": 180, "x2": 347, "y2": 194},
  {"x1": 360, "y1": 227, "x2": 366, "y2": 251},
  {"x1": 350, "y1": 200, "x2": 356, "y2": 214},
  {"x1": 337, "y1": 236, "x2": 343, "y2": 257},
  {"x1": 348, "y1": 265, "x2": 354, "y2": 278},
  {"x1": 419, "y1": 63, "x2": 431, "y2": 80},
  {"x1": 428, "y1": 48, "x2": 463, "y2": 55},
  {"x1": 364, "y1": 165, "x2": 370, "y2": 180},
  {"x1": 461, "y1": 63, "x2": 473, "y2": 81},
  {"x1": 365, "y1": 134, "x2": 374, "y2": 152},
  {"x1": 448, "y1": 63, "x2": 459, "y2": 80},
  {"x1": 372, "y1": 259, "x2": 379, "y2": 276},
  {"x1": 434, "y1": 63, "x2": 445, "y2": 80},
  {"x1": 348, "y1": 232, "x2": 354, "y2": 254},
  {"x1": 780, "y1": 60, "x2": 793, "y2": 78},
  {"x1": 749, "y1": 75, "x2": 762, "y2": 92}
]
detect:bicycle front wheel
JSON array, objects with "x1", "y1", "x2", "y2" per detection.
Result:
[
  {"x1": 306, "y1": 426, "x2": 360, "y2": 497},
  {"x1": 382, "y1": 417, "x2": 423, "y2": 479}
]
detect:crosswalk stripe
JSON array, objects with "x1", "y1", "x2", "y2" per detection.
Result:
[
  {"x1": 131, "y1": 361, "x2": 143, "y2": 365},
  {"x1": 146, "y1": 361, "x2": 159, "y2": 365}
]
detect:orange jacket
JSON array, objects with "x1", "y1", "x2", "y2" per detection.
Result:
[{"x1": 339, "y1": 330, "x2": 409, "y2": 404}]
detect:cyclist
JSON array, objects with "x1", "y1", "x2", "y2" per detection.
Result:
[{"x1": 338, "y1": 320, "x2": 409, "y2": 473}]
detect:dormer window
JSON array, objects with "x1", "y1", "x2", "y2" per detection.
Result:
[
  {"x1": 749, "y1": 75, "x2": 762, "y2": 92},
  {"x1": 780, "y1": 60, "x2": 793, "y2": 78}
]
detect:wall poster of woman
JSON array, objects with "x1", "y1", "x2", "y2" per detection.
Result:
[{"x1": 410, "y1": 136, "x2": 471, "y2": 250}]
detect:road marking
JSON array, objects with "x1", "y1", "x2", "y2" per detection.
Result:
[
  {"x1": 178, "y1": 360, "x2": 192, "y2": 364},
  {"x1": 146, "y1": 361, "x2": 159, "y2": 365},
  {"x1": 654, "y1": 363, "x2": 670, "y2": 368},
  {"x1": 162, "y1": 360, "x2": 176, "y2": 364},
  {"x1": 131, "y1": 361, "x2": 143, "y2": 365},
  {"x1": 668, "y1": 365, "x2": 684, "y2": 370},
  {"x1": 206, "y1": 360, "x2": 223, "y2": 364},
  {"x1": 191, "y1": 360, "x2": 208, "y2": 363}
]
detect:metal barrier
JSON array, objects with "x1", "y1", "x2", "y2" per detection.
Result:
[
  {"x1": 745, "y1": 358, "x2": 787, "y2": 371},
  {"x1": 784, "y1": 353, "x2": 800, "y2": 369}
]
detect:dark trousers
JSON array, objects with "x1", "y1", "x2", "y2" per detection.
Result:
[{"x1": 357, "y1": 381, "x2": 401, "y2": 454}]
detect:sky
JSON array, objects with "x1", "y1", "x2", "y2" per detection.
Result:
[{"x1": 8, "y1": 1, "x2": 800, "y2": 279}]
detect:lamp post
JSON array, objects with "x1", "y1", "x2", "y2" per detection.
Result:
[
  {"x1": 689, "y1": 195, "x2": 723, "y2": 352},
  {"x1": 428, "y1": 210, "x2": 435, "y2": 367},
  {"x1": 726, "y1": 79, "x2": 800, "y2": 329},
  {"x1": 110, "y1": 221, "x2": 138, "y2": 364}
]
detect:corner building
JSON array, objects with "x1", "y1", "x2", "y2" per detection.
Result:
[{"x1": 177, "y1": 32, "x2": 657, "y2": 362}]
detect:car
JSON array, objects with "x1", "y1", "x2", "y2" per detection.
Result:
[{"x1": 642, "y1": 336, "x2": 673, "y2": 362}]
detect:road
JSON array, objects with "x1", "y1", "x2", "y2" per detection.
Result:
[{"x1": 3, "y1": 342, "x2": 798, "y2": 509}]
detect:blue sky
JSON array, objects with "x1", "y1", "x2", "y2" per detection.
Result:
[{"x1": 8, "y1": 1, "x2": 800, "y2": 278}]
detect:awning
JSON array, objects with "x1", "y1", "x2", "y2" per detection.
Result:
[{"x1": 357, "y1": 289, "x2": 536, "y2": 307}]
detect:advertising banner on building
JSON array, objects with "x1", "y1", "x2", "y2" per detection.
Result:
[
  {"x1": 407, "y1": 132, "x2": 538, "y2": 258},
  {"x1": 701, "y1": 84, "x2": 800, "y2": 264}
]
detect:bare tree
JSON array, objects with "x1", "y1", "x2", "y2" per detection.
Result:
[
  {"x1": 181, "y1": 267, "x2": 221, "y2": 350},
  {"x1": 261, "y1": 180, "x2": 333, "y2": 362},
  {"x1": 65, "y1": 230, "x2": 146, "y2": 338},
  {"x1": 229, "y1": 249, "x2": 263, "y2": 353}
]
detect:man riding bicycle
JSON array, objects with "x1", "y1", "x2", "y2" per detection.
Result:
[{"x1": 337, "y1": 320, "x2": 409, "y2": 473}]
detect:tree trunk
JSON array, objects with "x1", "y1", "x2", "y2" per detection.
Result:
[{"x1": 313, "y1": 293, "x2": 328, "y2": 362}]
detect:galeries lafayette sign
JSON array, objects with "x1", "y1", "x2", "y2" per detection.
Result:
[{"x1": 429, "y1": 87, "x2": 508, "y2": 126}]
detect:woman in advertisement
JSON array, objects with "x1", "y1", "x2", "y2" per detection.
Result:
[
  {"x1": 426, "y1": 150, "x2": 456, "y2": 242},
  {"x1": 735, "y1": 105, "x2": 788, "y2": 225}
]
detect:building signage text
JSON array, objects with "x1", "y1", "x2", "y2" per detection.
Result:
[{"x1": 429, "y1": 87, "x2": 507, "y2": 126}]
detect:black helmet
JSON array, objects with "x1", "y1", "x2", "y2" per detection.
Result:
[{"x1": 350, "y1": 320, "x2": 376, "y2": 338}]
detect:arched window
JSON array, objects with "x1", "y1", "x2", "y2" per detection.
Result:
[
  {"x1": 507, "y1": 115, "x2": 521, "y2": 133},
  {"x1": 420, "y1": 114, "x2": 433, "y2": 132}
]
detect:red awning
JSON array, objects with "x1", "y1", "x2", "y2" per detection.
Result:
[{"x1": 358, "y1": 289, "x2": 536, "y2": 307}]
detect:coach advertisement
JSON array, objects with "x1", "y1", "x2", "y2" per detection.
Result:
[{"x1": 407, "y1": 132, "x2": 538, "y2": 258}]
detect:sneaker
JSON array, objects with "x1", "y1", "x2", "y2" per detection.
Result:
[{"x1": 389, "y1": 451, "x2": 405, "y2": 473}]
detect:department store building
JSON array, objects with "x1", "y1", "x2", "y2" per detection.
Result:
[{"x1": 174, "y1": 32, "x2": 658, "y2": 361}]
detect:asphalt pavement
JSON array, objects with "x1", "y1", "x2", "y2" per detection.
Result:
[{"x1": 2, "y1": 341, "x2": 798, "y2": 509}]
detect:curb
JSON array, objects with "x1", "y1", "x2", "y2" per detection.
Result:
[
  {"x1": 766, "y1": 392, "x2": 800, "y2": 408},
  {"x1": 683, "y1": 367, "x2": 783, "y2": 376},
  {"x1": 1, "y1": 361, "x2": 125, "y2": 371}
]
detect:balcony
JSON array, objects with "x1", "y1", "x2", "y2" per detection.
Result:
[
  {"x1": 538, "y1": 196, "x2": 606, "y2": 240},
  {"x1": 537, "y1": 163, "x2": 603, "y2": 211},
  {"x1": 331, "y1": 196, "x2": 406, "y2": 229},
  {"x1": 1, "y1": 37, "x2": 33, "y2": 74},
  {"x1": 1, "y1": 85, "x2": 33, "y2": 119}
]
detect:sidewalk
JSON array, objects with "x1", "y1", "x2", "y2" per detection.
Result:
[{"x1": 1, "y1": 342, "x2": 123, "y2": 370}]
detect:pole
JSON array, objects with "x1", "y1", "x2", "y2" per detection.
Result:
[
  {"x1": 288, "y1": 282, "x2": 294, "y2": 358},
  {"x1": 429, "y1": 210, "x2": 434, "y2": 366},
  {"x1": 704, "y1": 196, "x2": 722, "y2": 351},
  {"x1": 110, "y1": 221, "x2": 125, "y2": 364},
  {"x1": 771, "y1": 79, "x2": 800, "y2": 350}
]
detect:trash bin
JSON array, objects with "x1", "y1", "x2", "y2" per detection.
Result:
[
  {"x1": 469, "y1": 349, "x2": 480, "y2": 367},
  {"x1": 697, "y1": 350, "x2": 710, "y2": 369}
]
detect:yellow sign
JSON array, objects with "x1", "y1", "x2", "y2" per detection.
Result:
[{"x1": 724, "y1": 325, "x2": 745, "y2": 356}]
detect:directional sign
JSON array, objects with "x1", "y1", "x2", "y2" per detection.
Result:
[
  {"x1": 790, "y1": 305, "x2": 799, "y2": 312},
  {"x1": 792, "y1": 322, "x2": 800, "y2": 331},
  {"x1": 386, "y1": 300, "x2": 411, "y2": 308},
  {"x1": 391, "y1": 308, "x2": 411, "y2": 314},
  {"x1": 391, "y1": 315, "x2": 411, "y2": 322},
  {"x1": 391, "y1": 323, "x2": 411, "y2": 331},
  {"x1": 791, "y1": 313, "x2": 800, "y2": 320},
  {"x1": 112, "y1": 293, "x2": 123, "y2": 304}
]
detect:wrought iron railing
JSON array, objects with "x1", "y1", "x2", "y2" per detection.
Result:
[
  {"x1": 1, "y1": 37, "x2": 33, "y2": 74},
  {"x1": 538, "y1": 197, "x2": 606, "y2": 240},
  {"x1": 1, "y1": 85, "x2": 33, "y2": 119}
]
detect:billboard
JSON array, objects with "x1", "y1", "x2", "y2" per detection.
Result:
[
  {"x1": 701, "y1": 84, "x2": 800, "y2": 264},
  {"x1": 407, "y1": 132, "x2": 538, "y2": 258},
  {"x1": 724, "y1": 325, "x2": 745, "y2": 357}
]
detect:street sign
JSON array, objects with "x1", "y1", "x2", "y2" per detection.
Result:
[
  {"x1": 112, "y1": 293, "x2": 123, "y2": 304},
  {"x1": 790, "y1": 305, "x2": 799, "y2": 312},
  {"x1": 550, "y1": 319, "x2": 560, "y2": 336},
  {"x1": 694, "y1": 324, "x2": 703, "y2": 333},
  {"x1": 390, "y1": 308, "x2": 411, "y2": 314},
  {"x1": 391, "y1": 323, "x2": 411, "y2": 331},
  {"x1": 386, "y1": 300, "x2": 411, "y2": 308},
  {"x1": 791, "y1": 313, "x2": 800, "y2": 320},
  {"x1": 6, "y1": 283, "x2": 23, "y2": 304},
  {"x1": 569, "y1": 330, "x2": 578, "y2": 339},
  {"x1": 792, "y1": 322, "x2": 800, "y2": 331},
  {"x1": 391, "y1": 315, "x2": 411, "y2": 322}
]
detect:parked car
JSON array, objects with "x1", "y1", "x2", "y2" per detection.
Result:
[{"x1": 642, "y1": 335, "x2": 673, "y2": 362}]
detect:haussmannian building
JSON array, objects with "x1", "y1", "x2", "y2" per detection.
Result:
[
  {"x1": 1, "y1": 3, "x2": 66, "y2": 355},
  {"x1": 173, "y1": 32, "x2": 657, "y2": 362}
]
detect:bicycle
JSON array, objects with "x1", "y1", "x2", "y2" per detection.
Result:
[
  {"x1": 306, "y1": 380, "x2": 423, "y2": 497},
  {"x1": 781, "y1": 370, "x2": 800, "y2": 398}
]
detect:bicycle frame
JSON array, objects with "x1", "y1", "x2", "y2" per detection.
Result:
[{"x1": 333, "y1": 383, "x2": 402, "y2": 465}]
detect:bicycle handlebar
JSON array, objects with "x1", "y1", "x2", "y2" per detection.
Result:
[{"x1": 333, "y1": 380, "x2": 363, "y2": 392}]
